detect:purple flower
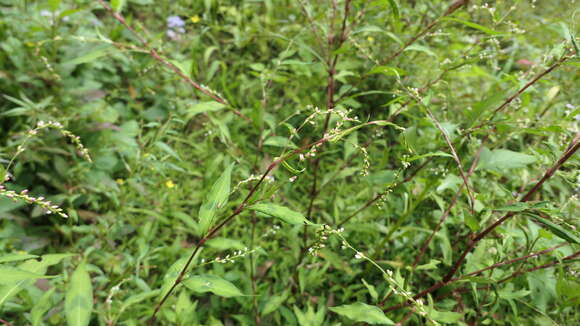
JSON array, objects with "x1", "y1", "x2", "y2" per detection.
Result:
[
  {"x1": 167, "y1": 16, "x2": 185, "y2": 29},
  {"x1": 575, "y1": 114, "x2": 580, "y2": 122},
  {"x1": 40, "y1": 10, "x2": 52, "y2": 17}
]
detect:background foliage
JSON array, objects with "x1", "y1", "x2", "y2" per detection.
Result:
[{"x1": 0, "y1": 0, "x2": 579, "y2": 325}]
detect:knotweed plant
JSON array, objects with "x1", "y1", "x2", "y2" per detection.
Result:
[{"x1": 1, "y1": 1, "x2": 579, "y2": 326}]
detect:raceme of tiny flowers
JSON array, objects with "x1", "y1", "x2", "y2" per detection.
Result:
[
  {"x1": 308, "y1": 224, "x2": 338, "y2": 255},
  {"x1": 14, "y1": 121, "x2": 92, "y2": 165},
  {"x1": 231, "y1": 174, "x2": 263, "y2": 194},
  {"x1": 198, "y1": 247, "x2": 255, "y2": 266},
  {"x1": 0, "y1": 186, "x2": 68, "y2": 218},
  {"x1": 0, "y1": 121, "x2": 92, "y2": 218},
  {"x1": 309, "y1": 225, "x2": 438, "y2": 325}
]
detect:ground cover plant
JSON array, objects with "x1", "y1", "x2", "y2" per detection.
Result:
[{"x1": 0, "y1": 0, "x2": 579, "y2": 325}]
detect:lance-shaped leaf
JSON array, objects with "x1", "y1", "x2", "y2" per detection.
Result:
[
  {"x1": 330, "y1": 302, "x2": 394, "y2": 325},
  {"x1": 0, "y1": 253, "x2": 39, "y2": 264},
  {"x1": 527, "y1": 213, "x2": 580, "y2": 245},
  {"x1": 198, "y1": 164, "x2": 234, "y2": 235},
  {"x1": 183, "y1": 274, "x2": 243, "y2": 298},
  {"x1": 0, "y1": 253, "x2": 74, "y2": 306},
  {"x1": 31, "y1": 287, "x2": 56, "y2": 326},
  {"x1": 65, "y1": 262, "x2": 93, "y2": 326},
  {"x1": 0, "y1": 267, "x2": 56, "y2": 284},
  {"x1": 248, "y1": 203, "x2": 313, "y2": 225},
  {"x1": 159, "y1": 257, "x2": 188, "y2": 298}
]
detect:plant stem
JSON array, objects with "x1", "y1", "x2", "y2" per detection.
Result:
[
  {"x1": 382, "y1": 133, "x2": 579, "y2": 312},
  {"x1": 96, "y1": 0, "x2": 249, "y2": 121}
]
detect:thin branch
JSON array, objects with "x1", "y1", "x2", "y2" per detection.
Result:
[
  {"x1": 450, "y1": 243, "x2": 568, "y2": 282},
  {"x1": 395, "y1": 308, "x2": 416, "y2": 326},
  {"x1": 385, "y1": 248, "x2": 578, "y2": 314},
  {"x1": 297, "y1": 0, "x2": 327, "y2": 55},
  {"x1": 470, "y1": 54, "x2": 571, "y2": 131},
  {"x1": 425, "y1": 108, "x2": 476, "y2": 212},
  {"x1": 383, "y1": 133, "x2": 580, "y2": 312},
  {"x1": 302, "y1": 0, "x2": 352, "y2": 257},
  {"x1": 336, "y1": 159, "x2": 431, "y2": 227},
  {"x1": 383, "y1": 0, "x2": 468, "y2": 65},
  {"x1": 411, "y1": 136, "x2": 487, "y2": 268},
  {"x1": 442, "y1": 133, "x2": 579, "y2": 283},
  {"x1": 0, "y1": 319, "x2": 15, "y2": 326},
  {"x1": 97, "y1": 0, "x2": 250, "y2": 121},
  {"x1": 498, "y1": 250, "x2": 580, "y2": 283},
  {"x1": 336, "y1": 0, "x2": 469, "y2": 102},
  {"x1": 148, "y1": 136, "x2": 330, "y2": 324}
]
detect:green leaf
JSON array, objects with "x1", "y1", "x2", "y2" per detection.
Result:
[
  {"x1": 206, "y1": 237, "x2": 246, "y2": 251},
  {"x1": 443, "y1": 17, "x2": 501, "y2": 35},
  {"x1": 262, "y1": 292, "x2": 289, "y2": 315},
  {"x1": 571, "y1": 32, "x2": 580, "y2": 58},
  {"x1": 405, "y1": 151, "x2": 453, "y2": 162},
  {"x1": 330, "y1": 302, "x2": 394, "y2": 325},
  {"x1": 495, "y1": 202, "x2": 535, "y2": 212},
  {"x1": 119, "y1": 289, "x2": 160, "y2": 315},
  {"x1": 65, "y1": 262, "x2": 93, "y2": 326},
  {"x1": 160, "y1": 257, "x2": 188, "y2": 298},
  {"x1": 111, "y1": 0, "x2": 126, "y2": 12},
  {"x1": 281, "y1": 160, "x2": 305, "y2": 174},
  {"x1": 0, "y1": 253, "x2": 74, "y2": 306},
  {"x1": 155, "y1": 141, "x2": 182, "y2": 161},
  {"x1": 415, "y1": 259, "x2": 441, "y2": 270},
  {"x1": 528, "y1": 214, "x2": 580, "y2": 244},
  {"x1": 361, "y1": 279, "x2": 379, "y2": 302},
  {"x1": 248, "y1": 203, "x2": 313, "y2": 225},
  {"x1": 187, "y1": 101, "x2": 226, "y2": 118},
  {"x1": 198, "y1": 164, "x2": 234, "y2": 235},
  {"x1": 0, "y1": 253, "x2": 39, "y2": 264},
  {"x1": 0, "y1": 164, "x2": 5, "y2": 183},
  {"x1": 183, "y1": 274, "x2": 243, "y2": 298},
  {"x1": 31, "y1": 288, "x2": 56, "y2": 326},
  {"x1": 176, "y1": 290, "x2": 197, "y2": 325},
  {"x1": 48, "y1": 0, "x2": 62, "y2": 11},
  {"x1": 0, "y1": 267, "x2": 55, "y2": 284},
  {"x1": 368, "y1": 65, "x2": 406, "y2": 77},
  {"x1": 437, "y1": 173, "x2": 462, "y2": 192},
  {"x1": 386, "y1": 0, "x2": 400, "y2": 24},
  {"x1": 330, "y1": 120, "x2": 404, "y2": 143},
  {"x1": 427, "y1": 308, "x2": 464, "y2": 323},
  {"x1": 404, "y1": 44, "x2": 437, "y2": 57},
  {"x1": 372, "y1": 0, "x2": 399, "y2": 26},
  {"x1": 264, "y1": 136, "x2": 297, "y2": 149},
  {"x1": 477, "y1": 148, "x2": 536, "y2": 171},
  {"x1": 65, "y1": 45, "x2": 114, "y2": 66}
]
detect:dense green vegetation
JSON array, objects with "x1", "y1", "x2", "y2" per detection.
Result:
[{"x1": 1, "y1": 0, "x2": 579, "y2": 325}]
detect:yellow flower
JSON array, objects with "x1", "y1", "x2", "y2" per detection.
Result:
[
  {"x1": 190, "y1": 15, "x2": 200, "y2": 23},
  {"x1": 165, "y1": 180, "x2": 176, "y2": 188},
  {"x1": 367, "y1": 36, "x2": 375, "y2": 43},
  {"x1": 116, "y1": 179, "x2": 125, "y2": 185}
]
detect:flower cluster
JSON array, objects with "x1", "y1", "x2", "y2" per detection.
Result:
[
  {"x1": 21, "y1": 121, "x2": 92, "y2": 163},
  {"x1": 39, "y1": 9, "x2": 70, "y2": 25},
  {"x1": 200, "y1": 247, "x2": 254, "y2": 265},
  {"x1": 166, "y1": 16, "x2": 185, "y2": 40},
  {"x1": 261, "y1": 225, "x2": 281, "y2": 238},
  {"x1": 307, "y1": 224, "x2": 343, "y2": 256},
  {"x1": 331, "y1": 230, "x2": 437, "y2": 324},
  {"x1": 0, "y1": 186, "x2": 68, "y2": 218},
  {"x1": 0, "y1": 120, "x2": 92, "y2": 219}
]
